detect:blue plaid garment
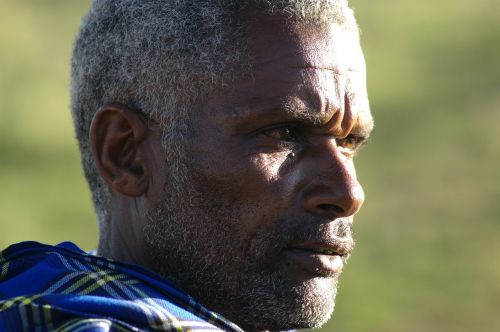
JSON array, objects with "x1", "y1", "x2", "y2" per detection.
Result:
[{"x1": 0, "y1": 241, "x2": 244, "y2": 331}]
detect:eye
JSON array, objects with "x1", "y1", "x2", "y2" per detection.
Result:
[
  {"x1": 337, "y1": 134, "x2": 366, "y2": 151},
  {"x1": 262, "y1": 125, "x2": 301, "y2": 142}
]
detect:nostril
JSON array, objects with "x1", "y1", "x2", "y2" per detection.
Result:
[
  {"x1": 317, "y1": 204, "x2": 344, "y2": 215},
  {"x1": 302, "y1": 181, "x2": 364, "y2": 219}
]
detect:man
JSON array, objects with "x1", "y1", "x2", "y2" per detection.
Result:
[{"x1": 0, "y1": 0, "x2": 373, "y2": 330}]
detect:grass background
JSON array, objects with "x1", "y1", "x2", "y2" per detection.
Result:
[{"x1": 1, "y1": 1, "x2": 499, "y2": 331}]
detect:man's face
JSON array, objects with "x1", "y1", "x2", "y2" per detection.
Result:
[{"x1": 144, "y1": 16, "x2": 373, "y2": 331}]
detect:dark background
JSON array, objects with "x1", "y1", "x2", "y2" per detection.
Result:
[{"x1": 1, "y1": 1, "x2": 499, "y2": 331}]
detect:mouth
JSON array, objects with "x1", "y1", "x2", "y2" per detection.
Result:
[
  {"x1": 284, "y1": 239, "x2": 354, "y2": 277},
  {"x1": 288, "y1": 238, "x2": 354, "y2": 256},
  {"x1": 290, "y1": 247, "x2": 343, "y2": 256}
]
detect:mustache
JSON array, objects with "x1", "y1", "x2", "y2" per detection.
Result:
[{"x1": 259, "y1": 217, "x2": 356, "y2": 256}]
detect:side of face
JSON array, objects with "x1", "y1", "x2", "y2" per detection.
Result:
[{"x1": 137, "y1": 15, "x2": 373, "y2": 331}]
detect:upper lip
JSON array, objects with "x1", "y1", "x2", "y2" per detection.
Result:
[{"x1": 287, "y1": 238, "x2": 354, "y2": 256}]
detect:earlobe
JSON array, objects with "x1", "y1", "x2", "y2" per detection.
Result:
[{"x1": 90, "y1": 103, "x2": 149, "y2": 197}]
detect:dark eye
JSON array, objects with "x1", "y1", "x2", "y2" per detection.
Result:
[
  {"x1": 337, "y1": 134, "x2": 365, "y2": 150},
  {"x1": 262, "y1": 125, "x2": 300, "y2": 142}
]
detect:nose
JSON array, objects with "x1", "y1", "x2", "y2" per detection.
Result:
[{"x1": 301, "y1": 139, "x2": 365, "y2": 219}]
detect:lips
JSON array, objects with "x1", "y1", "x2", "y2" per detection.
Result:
[
  {"x1": 284, "y1": 238, "x2": 354, "y2": 277},
  {"x1": 289, "y1": 238, "x2": 355, "y2": 257}
]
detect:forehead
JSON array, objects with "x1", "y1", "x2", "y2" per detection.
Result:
[
  {"x1": 200, "y1": 13, "x2": 371, "y2": 131},
  {"x1": 244, "y1": 13, "x2": 366, "y2": 76}
]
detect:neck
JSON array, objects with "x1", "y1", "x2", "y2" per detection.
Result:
[{"x1": 97, "y1": 196, "x2": 148, "y2": 268}]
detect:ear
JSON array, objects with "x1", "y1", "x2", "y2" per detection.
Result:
[{"x1": 90, "y1": 103, "x2": 149, "y2": 197}]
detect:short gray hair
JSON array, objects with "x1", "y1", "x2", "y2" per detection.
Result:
[{"x1": 70, "y1": 0, "x2": 357, "y2": 243}]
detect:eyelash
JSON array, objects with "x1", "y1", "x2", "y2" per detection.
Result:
[
  {"x1": 337, "y1": 135, "x2": 366, "y2": 150},
  {"x1": 260, "y1": 124, "x2": 366, "y2": 156},
  {"x1": 261, "y1": 124, "x2": 302, "y2": 143}
]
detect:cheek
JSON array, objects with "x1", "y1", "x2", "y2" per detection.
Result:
[
  {"x1": 219, "y1": 152, "x2": 292, "y2": 240},
  {"x1": 248, "y1": 151, "x2": 290, "y2": 184}
]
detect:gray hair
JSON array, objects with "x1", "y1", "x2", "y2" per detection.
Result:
[{"x1": 70, "y1": 0, "x2": 358, "y2": 246}]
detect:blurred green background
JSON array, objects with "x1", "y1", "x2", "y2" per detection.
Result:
[{"x1": 0, "y1": 1, "x2": 499, "y2": 331}]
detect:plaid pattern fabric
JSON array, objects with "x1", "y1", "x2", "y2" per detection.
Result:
[{"x1": 0, "y1": 241, "x2": 243, "y2": 331}]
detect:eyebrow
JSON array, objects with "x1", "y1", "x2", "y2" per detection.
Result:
[
  {"x1": 231, "y1": 96, "x2": 374, "y2": 141},
  {"x1": 233, "y1": 96, "x2": 314, "y2": 122},
  {"x1": 281, "y1": 103, "x2": 325, "y2": 126},
  {"x1": 248, "y1": 98, "x2": 339, "y2": 129}
]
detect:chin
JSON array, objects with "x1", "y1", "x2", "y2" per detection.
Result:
[
  {"x1": 228, "y1": 274, "x2": 339, "y2": 331},
  {"x1": 286, "y1": 276, "x2": 338, "y2": 329}
]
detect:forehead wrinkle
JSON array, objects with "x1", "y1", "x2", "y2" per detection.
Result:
[
  {"x1": 297, "y1": 79, "x2": 363, "y2": 138},
  {"x1": 317, "y1": 105, "x2": 351, "y2": 138},
  {"x1": 298, "y1": 69, "x2": 345, "y2": 126},
  {"x1": 304, "y1": 74, "x2": 341, "y2": 121}
]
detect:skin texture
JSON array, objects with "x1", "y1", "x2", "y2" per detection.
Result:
[{"x1": 91, "y1": 13, "x2": 373, "y2": 332}]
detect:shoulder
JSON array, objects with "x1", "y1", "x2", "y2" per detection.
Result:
[{"x1": 0, "y1": 241, "x2": 242, "y2": 331}]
